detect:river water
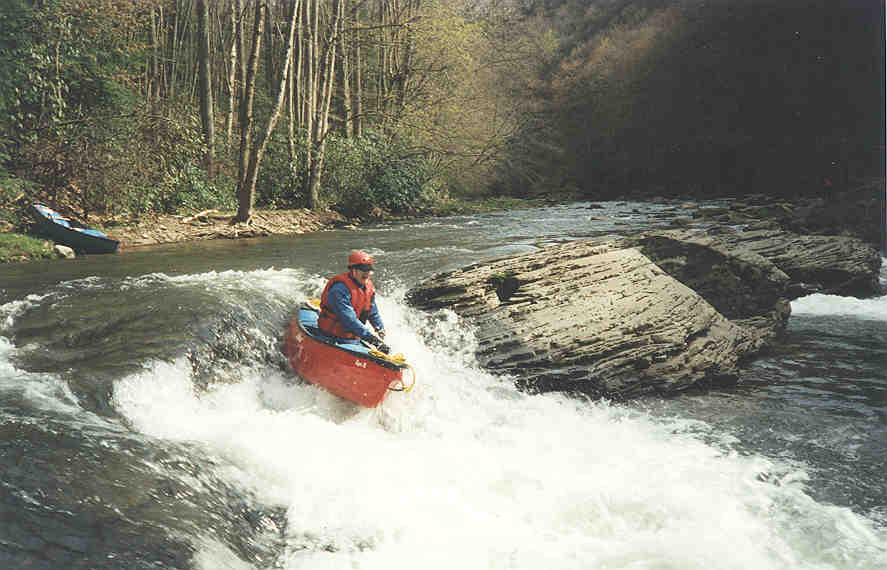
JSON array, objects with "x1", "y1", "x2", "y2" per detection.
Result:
[{"x1": 0, "y1": 201, "x2": 885, "y2": 569}]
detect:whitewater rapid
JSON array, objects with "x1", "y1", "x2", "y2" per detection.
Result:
[
  {"x1": 103, "y1": 269, "x2": 886, "y2": 570},
  {"x1": 789, "y1": 257, "x2": 887, "y2": 319}
]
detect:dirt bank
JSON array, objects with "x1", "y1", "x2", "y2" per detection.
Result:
[{"x1": 105, "y1": 208, "x2": 348, "y2": 249}]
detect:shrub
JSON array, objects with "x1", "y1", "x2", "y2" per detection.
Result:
[
  {"x1": 321, "y1": 131, "x2": 430, "y2": 218},
  {"x1": 163, "y1": 164, "x2": 237, "y2": 214},
  {"x1": 255, "y1": 132, "x2": 306, "y2": 209}
]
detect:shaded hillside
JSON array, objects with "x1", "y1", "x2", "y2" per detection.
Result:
[{"x1": 502, "y1": 0, "x2": 885, "y2": 199}]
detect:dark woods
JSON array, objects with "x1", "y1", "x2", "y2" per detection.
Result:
[{"x1": 498, "y1": 0, "x2": 885, "y2": 202}]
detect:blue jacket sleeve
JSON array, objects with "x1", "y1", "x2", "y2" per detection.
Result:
[
  {"x1": 367, "y1": 296, "x2": 384, "y2": 333},
  {"x1": 328, "y1": 282, "x2": 374, "y2": 339}
]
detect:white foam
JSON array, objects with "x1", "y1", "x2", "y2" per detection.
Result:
[
  {"x1": 0, "y1": 336, "x2": 82, "y2": 414},
  {"x1": 791, "y1": 293, "x2": 887, "y2": 321},
  {"x1": 193, "y1": 536, "x2": 256, "y2": 570},
  {"x1": 0, "y1": 293, "x2": 53, "y2": 332},
  {"x1": 111, "y1": 291, "x2": 887, "y2": 570}
]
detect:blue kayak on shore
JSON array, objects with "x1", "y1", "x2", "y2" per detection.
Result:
[{"x1": 31, "y1": 203, "x2": 120, "y2": 254}]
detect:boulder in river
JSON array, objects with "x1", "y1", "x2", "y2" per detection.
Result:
[
  {"x1": 53, "y1": 244, "x2": 76, "y2": 259},
  {"x1": 407, "y1": 227, "x2": 881, "y2": 398}
]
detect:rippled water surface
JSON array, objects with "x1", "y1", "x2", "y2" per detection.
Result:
[{"x1": 1, "y1": 200, "x2": 885, "y2": 569}]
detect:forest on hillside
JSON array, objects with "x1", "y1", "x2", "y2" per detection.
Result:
[{"x1": 1, "y1": 0, "x2": 883, "y2": 223}]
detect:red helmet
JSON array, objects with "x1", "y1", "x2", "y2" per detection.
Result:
[{"x1": 348, "y1": 250, "x2": 374, "y2": 268}]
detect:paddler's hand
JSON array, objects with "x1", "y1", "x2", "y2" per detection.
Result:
[
  {"x1": 366, "y1": 334, "x2": 390, "y2": 354},
  {"x1": 377, "y1": 329, "x2": 386, "y2": 339}
]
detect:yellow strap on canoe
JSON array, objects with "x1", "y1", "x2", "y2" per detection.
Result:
[
  {"x1": 368, "y1": 349, "x2": 416, "y2": 392},
  {"x1": 371, "y1": 350, "x2": 406, "y2": 364},
  {"x1": 392, "y1": 361, "x2": 417, "y2": 393}
]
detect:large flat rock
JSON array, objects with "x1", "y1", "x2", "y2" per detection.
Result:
[
  {"x1": 407, "y1": 226, "x2": 881, "y2": 398},
  {"x1": 407, "y1": 239, "x2": 786, "y2": 398}
]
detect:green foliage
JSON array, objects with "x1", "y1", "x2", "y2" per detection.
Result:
[
  {"x1": 0, "y1": 233, "x2": 56, "y2": 263},
  {"x1": 1, "y1": 0, "x2": 537, "y2": 222},
  {"x1": 255, "y1": 132, "x2": 306, "y2": 209},
  {"x1": 1, "y1": 0, "x2": 160, "y2": 214},
  {"x1": 164, "y1": 164, "x2": 237, "y2": 214},
  {"x1": 321, "y1": 131, "x2": 431, "y2": 218},
  {"x1": 0, "y1": 0, "x2": 146, "y2": 139},
  {"x1": 0, "y1": 0, "x2": 48, "y2": 156},
  {"x1": 123, "y1": 110, "x2": 237, "y2": 215},
  {"x1": 0, "y1": 175, "x2": 36, "y2": 231}
]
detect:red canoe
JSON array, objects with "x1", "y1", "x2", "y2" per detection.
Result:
[{"x1": 283, "y1": 301, "x2": 415, "y2": 407}]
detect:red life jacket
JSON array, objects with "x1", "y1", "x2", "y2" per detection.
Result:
[{"x1": 317, "y1": 271, "x2": 376, "y2": 339}]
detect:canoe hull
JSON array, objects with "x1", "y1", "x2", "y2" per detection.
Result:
[
  {"x1": 31, "y1": 204, "x2": 120, "y2": 254},
  {"x1": 284, "y1": 307, "x2": 407, "y2": 407}
]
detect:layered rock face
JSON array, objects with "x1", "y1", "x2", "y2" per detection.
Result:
[
  {"x1": 635, "y1": 228, "x2": 881, "y2": 299},
  {"x1": 406, "y1": 229, "x2": 880, "y2": 398}
]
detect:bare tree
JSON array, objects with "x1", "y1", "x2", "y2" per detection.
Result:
[
  {"x1": 352, "y1": 4, "x2": 362, "y2": 136},
  {"x1": 303, "y1": 0, "x2": 317, "y2": 188},
  {"x1": 225, "y1": 0, "x2": 242, "y2": 146},
  {"x1": 338, "y1": 0, "x2": 352, "y2": 138},
  {"x1": 196, "y1": 0, "x2": 215, "y2": 175},
  {"x1": 305, "y1": 0, "x2": 343, "y2": 208},
  {"x1": 234, "y1": 0, "x2": 265, "y2": 222},
  {"x1": 235, "y1": 0, "x2": 301, "y2": 223},
  {"x1": 148, "y1": 5, "x2": 160, "y2": 106}
]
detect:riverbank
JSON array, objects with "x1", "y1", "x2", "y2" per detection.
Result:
[
  {"x1": 0, "y1": 208, "x2": 343, "y2": 263},
  {"x1": 0, "y1": 196, "x2": 553, "y2": 262},
  {"x1": 2, "y1": 183, "x2": 880, "y2": 263},
  {"x1": 106, "y1": 208, "x2": 347, "y2": 248}
]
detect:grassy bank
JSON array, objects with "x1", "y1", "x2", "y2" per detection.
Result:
[{"x1": 0, "y1": 233, "x2": 57, "y2": 263}]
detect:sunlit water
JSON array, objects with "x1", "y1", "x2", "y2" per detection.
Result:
[{"x1": 0, "y1": 201, "x2": 884, "y2": 569}]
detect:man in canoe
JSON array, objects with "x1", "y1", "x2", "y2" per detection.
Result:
[{"x1": 317, "y1": 250, "x2": 391, "y2": 354}]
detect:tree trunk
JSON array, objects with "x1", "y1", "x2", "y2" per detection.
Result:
[
  {"x1": 225, "y1": 0, "x2": 241, "y2": 146},
  {"x1": 149, "y1": 6, "x2": 159, "y2": 105},
  {"x1": 306, "y1": 0, "x2": 342, "y2": 208},
  {"x1": 197, "y1": 0, "x2": 215, "y2": 176},
  {"x1": 397, "y1": 0, "x2": 417, "y2": 113},
  {"x1": 295, "y1": 0, "x2": 305, "y2": 127},
  {"x1": 303, "y1": 0, "x2": 317, "y2": 207},
  {"x1": 235, "y1": 0, "x2": 300, "y2": 223},
  {"x1": 289, "y1": 0, "x2": 305, "y2": 161},
  {"x1": 352, "y1": 8, "x2": 362, "y2": 136},
  {"x1": 338, "y1": 0, "x2": 352, "y2": 138},
  {"x1": 264, "y1": 2, "x2": 275, "y2": 97},
  {"x1": 235, "y1": 0, "x2": 266, "y2": 223},
  {"x1": 168, "y1": 1, "x2": 180, "y2": 100},
  {"x1": 377, "y1": 1, "x2": 387, "y2": 121},
  {"x1": 287, "y1": 34, "x2": 296, "y2": 161},
  {"x1": 238, "y1": 0, "x2": 247, "y2": 89}
]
